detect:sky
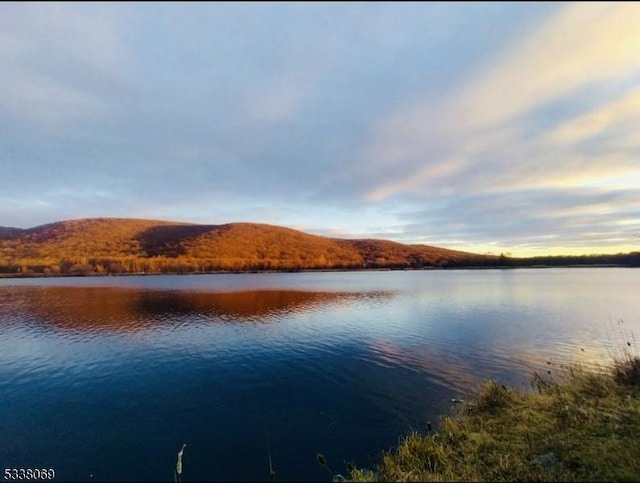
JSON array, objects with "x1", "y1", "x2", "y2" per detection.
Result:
[{"x1": 1, "y1": 2, "x2": 640, "y2": 257}]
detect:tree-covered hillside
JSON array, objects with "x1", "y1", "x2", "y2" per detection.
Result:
[{"x1": 0, "y1": 218, "x2": 490, "y2": 275}]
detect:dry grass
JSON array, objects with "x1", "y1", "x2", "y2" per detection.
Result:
[{"x1": 350, "y1": 356, "x2": 640, "y2": 482}]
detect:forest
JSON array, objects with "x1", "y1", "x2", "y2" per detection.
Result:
[
  {"x1": 0, "y1": 218, "x2": 491, "y2": 275},
  {"x1": 0, "y1": 218, "x2": 637, "y2": 276}
]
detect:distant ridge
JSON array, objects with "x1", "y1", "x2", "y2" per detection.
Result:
[
  {"x1": 0, "y1": 226, "x2": 23, "y2": 238},
  {"x1": 0, "y1": 217, "x2": 494, "y2": 275},
  {"x1": 3, "y1": 217, "x2": 636, "y2": 276}
]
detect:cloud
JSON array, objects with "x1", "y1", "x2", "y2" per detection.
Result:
[
  {"x1": 350, "y1": 3, "x2": 640, "y2": 254},
  {"x1": 362, "y1": 3, "x2": 640, "y2": 202},
  {"x1": 0, "y1": 3, "x2": 125, "y2": 132},
  {"x1": 241, "y1": 69, "x2": 316, "y2": 124},
  {"x1": 1, "y1": 3, "x2": 637, "y2": 256},
  {"x1": 547, "y1": 86, "x2": 640, "y2": 145},
  {"x1": 394, "y1": 187, "x2": 640, "y2": 254},
  {"x1": 454, "y1": 2, "x2": 640, "y2": 130}
]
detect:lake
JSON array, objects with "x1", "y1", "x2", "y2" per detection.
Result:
[{"x1": 0, "y1": 268, "x2": 638, "y2": 481}]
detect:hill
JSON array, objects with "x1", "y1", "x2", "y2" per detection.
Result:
[
  {"x1": 0, "y1": 226, "x2": 23, "y2": 238},
  {"x1": 0, "y1": 217, "x2": 493, "y2": 275}
]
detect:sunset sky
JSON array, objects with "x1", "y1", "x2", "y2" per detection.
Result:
[{"x1": 2, "y1": 2, "x2": 639, "y2": 257}]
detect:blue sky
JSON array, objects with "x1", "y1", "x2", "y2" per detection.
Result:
[{"x1": 2, "y1": 2, "x2": 639, "y2": 256}]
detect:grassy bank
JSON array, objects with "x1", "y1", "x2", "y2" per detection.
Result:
[{"x1": 349, "y1": 355, "x2": 640, "y2": 482}]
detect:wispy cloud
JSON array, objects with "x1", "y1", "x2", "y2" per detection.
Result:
[
  {"x1": 454, "y1": 3, "x2": 640, "y2": 130},
  {"x1": 0, "y1": 3, "x2": 125, "y2": 132},
  {"x1": 364, "y1": 3, "x2": 640, "y2": 201},
  {"x1": 354, "y1": 3, "x2": 640, "y2": 254},
  {"x1": 1, "y1": 3, "x2": 638, "y2": 256},
  {"x1": 547, "y1": 86, "x2": 640, "y2": 146}
]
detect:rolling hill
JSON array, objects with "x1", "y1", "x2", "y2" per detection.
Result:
[{"x1": 0, "y1": 218, "x2": 494, "y2": 275}]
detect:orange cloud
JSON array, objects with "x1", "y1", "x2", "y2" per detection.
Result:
[{"x1": 363, "y1": 3, "x2": 640, "y2": 202}]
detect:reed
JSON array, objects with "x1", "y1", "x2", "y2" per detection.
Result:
[
  {"x1": 165, "y1": 327, "x2": 640, "y2": 481},
  {"x1": 349, "y1": 346, "x2": 640, "y2": 482},
  {"x1": 173, "y1": 443, "x2": 186, "y2": 483}
]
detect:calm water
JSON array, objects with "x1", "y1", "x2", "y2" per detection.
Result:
[{"x1": 1, "y1": 269, "x2": 638, "y2": 481}]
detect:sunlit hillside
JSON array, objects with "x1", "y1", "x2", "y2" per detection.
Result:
[{"x1": 0, "y1": 218, "x2": 492, "y2": 275}]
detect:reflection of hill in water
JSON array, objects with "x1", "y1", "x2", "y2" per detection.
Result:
[{"x1": 5, "y1": 287, "x2": 392, "y2": 333}]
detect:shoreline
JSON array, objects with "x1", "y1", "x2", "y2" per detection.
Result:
[
  {"x1": 351, "y1": 356, "x2": 640, "y2": 481},
  {"x1": 0, "y1": 264, "x2": 636, "y2": 279}
]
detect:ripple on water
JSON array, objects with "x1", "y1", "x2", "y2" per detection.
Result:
[{"x1": 0, "y1": 270, "x2": 637, "y2": 481}]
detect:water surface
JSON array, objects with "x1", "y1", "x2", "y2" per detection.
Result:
[{"x1": 0, "y1": 269, "x2": 638, "y2": 481}]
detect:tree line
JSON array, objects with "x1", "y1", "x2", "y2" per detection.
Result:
[{"x1": 2, "y1": 251, "x2": 638, "y2": 277}]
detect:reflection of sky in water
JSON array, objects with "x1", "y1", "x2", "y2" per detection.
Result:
[
  {"x1": 1, "y1": 269, "x2": 638, "y2": 383},
  {"x1": 2, "y1": 269, "x2": 638, "y2": 377},
  {"x1": 0, "y1": 269, "x2": 638, "y2": 481}
]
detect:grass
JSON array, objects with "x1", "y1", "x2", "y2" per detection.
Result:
[
  {"x1": 349, "y1": 351, "x2": 640, "y2": 481},
  {"x1": 168, "y1": 329, "x2": 640, "y2": 482}
]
